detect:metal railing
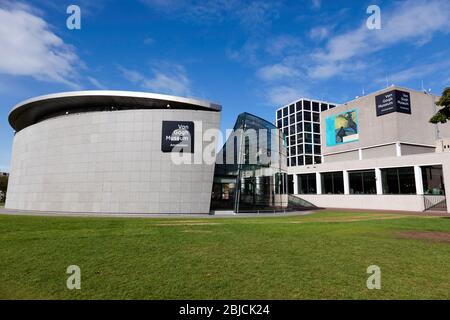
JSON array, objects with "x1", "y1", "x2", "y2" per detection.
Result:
[{"x1": 423, "y1": 195, "x2": 447, "y2": 212}]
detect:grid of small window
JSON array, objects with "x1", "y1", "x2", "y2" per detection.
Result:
[{"x1": 276, "y1": 99, "x2": 331, "y2": 167}]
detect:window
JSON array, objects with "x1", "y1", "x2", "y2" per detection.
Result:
[
  {"x1": 312, "y1": 102, "x2": 320, "y2": 112},
  {"x1": 297, "y1": 145, "x2": 303, "y2": 154},
  {"x1": 313, "y1": 113, "x2": 320, "y2": 122},
  {"x1": 304, "y1": 122, "x2": 312, "y2": 132},
  {"x1": 313, "y1": 134, "x2": 321, "y2": 144},
  {"x1": 329, "y1": 105, "x2": 336, "y2": 109},
  {"x1": 296, "y1": 112, "x2": 302, "y2": 121},
  {"x1": 290, "y1": 115, "x2": 295, "y2": 124},
  {"x1": 314, "y1": 145, "x2": 321, "y2": 154},
  {"x1": 289, "y1": 104, "x2": 295, "y2": 114},
  {"x1": 321, "y1": 172, "x2": 344, "y2": 194},
  {"x1": 321, "y1": 103, "x2": 328, "y2": 111},
  {"x1": 305, "y1": 144, "x2": 312, "y2": 154},
  {"x1": 283, "y1": 128, "x2": 288, "y2": 136},
  {"x1": 290, "y1": 146, "x2": 296, "y2": 156},
  {"x1": 291, "y1": 157, "x2": 297, "y2": 166},
  {"x1": 277, "y1": 110, "x2": 282, "y2": 119},
  {"x1": 314, "y1": 156, "x2": 322, "y2": 164},
  {"x1": 304, "y1": 100, "x2": 311, "y2": 110},
  {"x1": 290, "y1": 135, "x2": 295, "y2": 145},
  {"x1": 296, "y1": 123, "x2": 302, "y2": 133},
  {"x1": 290, "y1": 125, "x2": 295, "y2": 135},
  {"x1": 313, "y1": 123, "x2": 320, "y2": 133},
  {"x1": 277, "y1": 120, "x2": 282, "y2": 128},
  {"x1": 283, "y1": 107, "x2": 288, "y2": 116},
  {"x1": 304, "y1": 111, "x2": 311, "y2": 121},
  {"x1": 296, "y1": 101, "x2": 302, "y2": 111},
  {"x1": 349, "y1": 170, "x2": 376, "y2": 194},
  {"x1": 305, "y1": 155, "x2": 313, "y2": 165},
  {"x1": 382, "y1": 167, "x2": 416, "y2": 194},
  {"x1": 297, "y1": 134, "x2": 303, "y2": 144},
  {"x1": 283, "y1": 118, "x2": 288, "y2": 127},
  {"x1": 305, "y1": 133, "x2": 312, "y2": 143},
  {"x1": 421, "y1": 165, "x2": 445, "y2": 195},
  {"x1": 298, "y1": 173, "x2": 317, "y2": 194},
  {"x1": 298, "y1": 156, "x2": 304, "y2": 166}
]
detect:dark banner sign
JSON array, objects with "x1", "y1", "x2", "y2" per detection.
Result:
[
  {"x1": 375, "y1": 90, "x2": 411, "y2": 116},
  {"x1": 161, "y1": 121, "x2": 194, "y2": 153}
]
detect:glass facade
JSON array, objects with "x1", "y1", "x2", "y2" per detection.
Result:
[
  {"x1": 298, "y1": 173, "x2": 317, "y2": 194},
  {"x1": 421, "y1": 165, "x2": 445, "y2": 195},
  {"x1": 276, "y1": 99, "x2": 336, "y2": 168},
  {"x1": 381, "y1": 167, "x2": 416, "y2": 194},
  {"x1": 321, "y1": 171, "x2": 344, "y2": 194},
  {"x1": 211, "y1": 112, "x2": 288, "y2": 212},
  {"x1": 349, "y1": 170, "x2": 376, "y2": 194}
]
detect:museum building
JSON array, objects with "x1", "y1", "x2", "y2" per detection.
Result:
[{"x1": 284, "y1": 86, "x2": 450, "y2": 213}]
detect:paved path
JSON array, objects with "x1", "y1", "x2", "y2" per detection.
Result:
[{"x1": 0, "y1": 207, "x2": 315, "y2": 219}]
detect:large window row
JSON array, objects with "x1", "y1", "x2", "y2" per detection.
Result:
[
  {"x1": 277, "y1": 112, "x2": 321, "y2": 129},
  {"x1": 288, "y1": 155, "x2": 322, "y2": 167},
  {"x1": 294, "y1": 166, "x2": 445, "y2": 195},
  {"x1": 276, "y1": 100, "x2": 336, "y2": 120}
]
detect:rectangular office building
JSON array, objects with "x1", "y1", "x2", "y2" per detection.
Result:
[{"x1": 276, "y1": 98, "x2": 337, "y2": 169}]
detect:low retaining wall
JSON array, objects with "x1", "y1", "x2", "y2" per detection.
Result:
[{"x1": 296, "y1": 194, "x2": 425, "y2": 212}]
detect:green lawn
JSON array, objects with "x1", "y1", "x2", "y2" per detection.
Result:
[{"x1": 0, "y1": 211, "x2": 449, "y2": 299}]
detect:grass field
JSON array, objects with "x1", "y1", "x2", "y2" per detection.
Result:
[{"x1": 0, "y1": 211, "x2": 449, "y2": 299}]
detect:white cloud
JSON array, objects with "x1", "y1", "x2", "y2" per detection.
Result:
[
  {"x1": 119, "y1": 64, "x2": 191, "y2": 97},
  {"x1": 311, "y1": 0, "x2": 321, "y2": 9},
  {"x1": 309, "y1": 0, "x2": 450, "y2": 79},
  {"x1": 265, "y1": 35, "x2": 302, "y2": 56},
  {"x1": 143, "y1": 37, "x2": 154, "y2": 45},
  {"x1": 377, "y1": 60, "x2": 450, "y2": 86},
  {"x1": 309, "y1": 26, "x2": 329, "y2": 41},
  {"x1": 257, "y1": 63, "x2": 299, "y2": 81},
  {"x1": 0, "y1": 2, "x2": 80, "y2": 87},
  {"x1": 141, "y1": 0, "x2": 279, "y2": 31},
  {"x1": 87, "y1": 77, "x2": 107, "y2": 90},
  {"x1": 266, "y1": 85, "x2": 306, "y2": 106}
]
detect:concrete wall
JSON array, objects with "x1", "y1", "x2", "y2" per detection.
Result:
[
  {"x1": 299, "y1": 194, "x2": 425, "y2": 211},
  {"x1": 362, "y1": 144, "x2": 396, "y2": 159},
  {"x1": 324, "y1": 150, "x2": 359, "y2": 162},
  {"x1": 6, "y1": 109, "x2": 220, "y2": 214},
  {"x1": 321, "y1": 86, "x2": 450, "y2": 160},
  {"x1": 401, "y1": 144, "x2": 435, "y2": 156}
]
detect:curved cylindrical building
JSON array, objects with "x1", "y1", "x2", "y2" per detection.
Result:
[{"x1": 6, "y1": 91, "x2": 221, "y2": 214}]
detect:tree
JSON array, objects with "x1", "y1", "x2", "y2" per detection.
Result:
[
  {"x1": 430, "y1": 87, "x2": 450, "y2": 123},
  {"x1": 0, "y1": 175, "x2": 8, "y2": 202}
]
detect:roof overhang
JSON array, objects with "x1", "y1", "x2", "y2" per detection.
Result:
[{"x1": 9, "y1": 90, "x2": 222, "y2": 132}]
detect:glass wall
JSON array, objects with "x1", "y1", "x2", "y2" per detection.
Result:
[
  {"x1": 275, "y1": 99, "x2": 328, "y2": 168},
  {"x1": 212, "y1": 112, "x2": 288, "y2": 212},
  {"x1": 421, "y1": 165, "x2": 445, "y2": 195},
  {"x1": 298, "y1": 173, "x2": 317, "y2": 194},
  {"x1": 321, "y1": 172, "x2": 344, "y2": 194},
  {"x1": 349, "y1": 170, "x2": 376, "y2": 194},
  {"x1": 381, "y1": 167, "x2": 416, "y2": 194}
]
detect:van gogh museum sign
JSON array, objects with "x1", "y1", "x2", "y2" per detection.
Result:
[
  {"x1": 375, "y1": 90, "x2": 411, "y2": 116},
  {"x1": 161, "y1": 121, "x2": 195, "y2": 153}
]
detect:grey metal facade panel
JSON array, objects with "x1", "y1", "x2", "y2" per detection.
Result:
[{"x1": 6, "y1": 109, "x2": 221, "y2": 214}]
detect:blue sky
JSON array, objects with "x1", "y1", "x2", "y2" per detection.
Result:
[{"x1": 1, "y1": 0, "x2": 450, "y2": 171}]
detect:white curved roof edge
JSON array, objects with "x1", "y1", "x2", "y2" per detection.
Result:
[{"x1": 9, "y1": 90, "x2": 222, "y2": 116}]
